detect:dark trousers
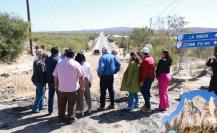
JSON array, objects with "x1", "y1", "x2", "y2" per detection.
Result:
[
  {"x1": 209, "y1": 76, "x2": 217, "y2": 94},
  {"x1": 100, "y1": 75, "x2": 114, "y2": 108},
  {"x1": 48, "y1": 83, "x2": 55, "y2": 113},
  {"x1": 57, "y1": 91, "x2": 77, "y2": 119},
  {"x1": 140, "y1": 78, "x2": 154, "y2": 108}
]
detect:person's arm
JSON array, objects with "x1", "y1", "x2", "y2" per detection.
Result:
[
  {"x1": 140, "y1": 60, "x2": 148, "y2": 86},
  {"x1": 79, "y1": 76, "x2": 85, "y2": 92},
  {"x1": 54, "y1": 76, "x2": 58, "y2": 90},
  {"x1": 114, "y1": 57, "x2": 121, "y2": 74},
  {"x1": 207, "y1": 58, "x2": 213, "y2": 67},
  {"x1": 97, "y1": 57, "x2": 105, "y2": 77},
  {"x1": 77, "y1": 64, "x2": 85, "y2": 92},
  {"x1": 53, "y1": 64, "x2": 58, "y2": 90},
  {"x1": 38, "y1": 63, "x2": 46, "y2": 83},
  {"x1": 88, "y1": 65, "x2": 93, "y2": 85},
  {"x1": 155, "y1": 60, "x2": 162, "y2": 78},
  {"x1": 126, "y1": 63, "x2": 134, "y2": 86}
]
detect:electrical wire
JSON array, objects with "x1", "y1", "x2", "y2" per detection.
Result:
[{"x1": 152, "y1": 0, "x2": 179, "y2": 18}]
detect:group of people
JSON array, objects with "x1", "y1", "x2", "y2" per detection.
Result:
[
  {"x1": 31, "y1": 45, "x2": 174, "y2": 123},
  {"x1": 31, "y1": 46, "x2": 93, "y2": 122},
  {"x1": 121, "y1": 47, "x2": 172, "y2": 112}
]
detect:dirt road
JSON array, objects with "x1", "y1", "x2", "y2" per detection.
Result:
[
  {"x1": 0, "y1": 51, "x2": 212, "y2": 133},
  {"x1": 0, "y1": 36, "x2": 213, "y2": 133}
]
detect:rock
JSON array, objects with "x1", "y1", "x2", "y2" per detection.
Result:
[
  {"x1": 0, "y1": 73, "x2": 10, "y2": 78},
  {"x1": 164, "y1": 96, "x2": 217, "y2": 133}
]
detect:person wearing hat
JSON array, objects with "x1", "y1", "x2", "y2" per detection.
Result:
[
  {"x1": 156, "y1": 50, "x2": 172, "y2": 111},
  {"x1": 45, "y1": 47, "x2": 59, "y2": 115},
  {"x1": 139, "y1": 47, "x2": 155, "y2": 112},
  {"x1": 207, "y1": 53, "x2": 217, "y2": 95}
]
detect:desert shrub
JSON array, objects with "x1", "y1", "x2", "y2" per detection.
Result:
[
  {"x1": 32, "y1": 33, "x2": 97, "y2": 53},
  {"x1": 0, "y1": 13, "x2": 28, "y2": 62}
]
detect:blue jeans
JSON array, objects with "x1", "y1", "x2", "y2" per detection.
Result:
[
  {"x1": 128, "y1": 93, "x2": 139, "y2": 109},
  {"x1": 32, "y1": 83, "x2": 46, "y2": 112},
  {"x1": 48, "y1": 83, "x2": 55, "y2": 113},
  {"x1": 140, "y1": 78, "x2": 154, "y2": 108}
]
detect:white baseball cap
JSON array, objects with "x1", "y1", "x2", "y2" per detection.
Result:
[{"x1": 141, "y1": 47, "x2": 150, "y2": 54}]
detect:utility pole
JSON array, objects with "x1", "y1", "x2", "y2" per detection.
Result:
[
  {"x1": 127, "y1": 38, "x2": 130, "y2": 53},
  {"x1": 26, "y1": 0, "x2": 33, "y2": 55},
  {"x1": 148, "y1": 18, "x2": 152, "y2": 44},
  {"x1": 214, "y1": 46, "x2": 217, "y2": 55}
]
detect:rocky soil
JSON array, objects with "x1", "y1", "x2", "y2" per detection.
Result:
[
  {"x1": 163, "y1": 96, "x2": 217, "y2": 133},
  {"x1": 0, "y1": 50, "x2": 215, "y2": 133}
]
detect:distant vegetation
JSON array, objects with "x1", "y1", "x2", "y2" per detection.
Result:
[
  {"x1": 109, "y1": 15, "x2": 213, "y2": 64},
  {"x1": 0, "y1": 13, "x2": 28, "y2": 62},
  {"x1": 33, "y1": 32, "x2": 98, "y2": 53}
]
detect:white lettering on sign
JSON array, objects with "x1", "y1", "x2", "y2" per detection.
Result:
[
  {"x1": 188, "y1": 35, "x2": 195, "y2": 40},
  {"x1": 196, "y1": 34, "x2": 208, "y2": 39},
  {"x1": 204, "y1": 42, "x2": 210, "y2": 45},
  {"x1": 184, "y1": 42, "x2": 195, "y2": 47}
]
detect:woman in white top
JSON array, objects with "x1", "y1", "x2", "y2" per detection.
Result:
[{"x1": 75, "y1": 53, "x2": 93, "y2": 116}]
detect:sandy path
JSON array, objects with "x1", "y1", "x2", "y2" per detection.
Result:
[
  {"x1": 0, "y1": 50, "x2": 212, "y2": 133},
  {"x1": 0, "y1": 53, "x2": 33, "y2": 76}
]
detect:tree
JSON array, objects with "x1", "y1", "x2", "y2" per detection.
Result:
[
  {"x1": 129, "y1": 27, "x2": 150, "y2": 50},
  {"x1": 0, "y1": 13, "x2": 28, "y2": 62},
  {"x1": 167, "y1": 15, "x2": 189, "y2": 36}
]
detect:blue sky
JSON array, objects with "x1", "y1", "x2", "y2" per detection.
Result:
[{"x1": 0, "y1": 0, "x2": 217, "y2": 31}]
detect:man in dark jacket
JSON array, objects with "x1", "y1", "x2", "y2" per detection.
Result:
[
  {"x1": 32, "y1": 53, "x2": 47, "y2": 113},
  {"x1": 45, "y1": 47, "x2": 59, "y2": 114},
  {"x1": 207, "y1": 53, "x2": 217, "y2": 95}
]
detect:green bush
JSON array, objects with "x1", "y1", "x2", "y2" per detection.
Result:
[
  {"x1": 0, "y1": 13, "x2": 28, "y2": 62},
  {"x1": 32, "y1": 33, "x2": 97, "y2": 53}
]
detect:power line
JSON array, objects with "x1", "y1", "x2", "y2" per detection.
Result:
[
  {"x1": 167, "y1": 0, "x2": 183, "y2": 16},
  {"x1": 152, "y1": 0, "x2": 179, "y2": 18}
]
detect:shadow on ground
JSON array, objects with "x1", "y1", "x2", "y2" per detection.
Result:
[
  {"x1": 90, "y1": 108, "x2": 162, "y2": 124},
  {"x1": 0, "y1": 105, "x2": 67, "y2": 133}
]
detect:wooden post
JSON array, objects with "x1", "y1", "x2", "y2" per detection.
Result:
[
  {"x1": 214, "y1": 46, "x2": 217, "y2": 55},
  {"x1": 175, "y1": 48, "x2": 184, "y2": 75},
  {"x1": 127, "y1": 38, "x2": 130, "y2": 53},
  {"x1": 26, "y1": 0, "x2": 33, "y2": 55}
]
